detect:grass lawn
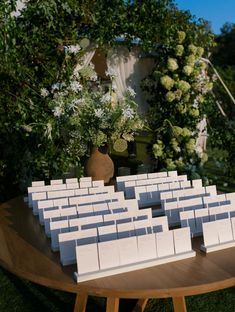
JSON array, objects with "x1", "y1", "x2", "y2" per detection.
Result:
[{"x1": 1, "y1": 141, "x2": 235, "y2": 311}]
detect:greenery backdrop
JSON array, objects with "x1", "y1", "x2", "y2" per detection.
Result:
[{"x1": 0, "y1": 0, "x2": 223, "y2": 201}]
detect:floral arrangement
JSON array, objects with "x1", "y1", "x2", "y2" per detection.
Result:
[
  {"x1": 40, "y1": 42, "x2": 143, "y2": 159},
  {"x1": 142, "y1": 30, "x2": 214, "y2": 176}
]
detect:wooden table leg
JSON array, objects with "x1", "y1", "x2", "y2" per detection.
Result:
[
  {"x1": 132, "y1": 299, "x2": 149, "y2": 312},
  {"x1": 106, "y1": 297, "x2": 119, "y2": 312},
  {"x1": 74, "y1": 292, "x2": 88, "y2": 312},
  {"x1": 173, "y1": 296, "x2": 187, "y2": 312}
]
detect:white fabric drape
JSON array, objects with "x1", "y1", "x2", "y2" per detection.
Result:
[
  {"x1": 196, "y1": 117, "x2": 207, "y2": 154},
  {"x1": 107, "y1": 47, "x2": 155, "y2": 114},
  {"x1": 74, "y1": 44, "x2": 96, "y2": 73}
]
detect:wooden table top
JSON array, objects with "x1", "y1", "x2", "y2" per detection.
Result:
[{"x1": 1, "y1": 196, "x2": 235, "y2": 299}]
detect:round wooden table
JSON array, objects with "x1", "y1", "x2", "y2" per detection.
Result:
[{"x1": 1, "y1": 197, "x2": 235, "y2": 312}]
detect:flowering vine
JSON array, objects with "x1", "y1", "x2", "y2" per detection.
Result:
[{"x1": 142, "y1": 30, "x2": 214, "y2": 177}]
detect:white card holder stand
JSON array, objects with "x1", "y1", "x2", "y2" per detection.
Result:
[
  {"x1": 147, "y1": 172, "x2": 168, "y2": 179},
  {"x1": 151, "y1": 216, "x2": 169, "y2": 233},
  {"x1": 98, "y1": 224, "x2": 118, "y2": 242},
  {"x1": 203, "y1": 194, "x2": 227, "y2": 208},
  {"x1": 76, "y1": 204, "x2": 94, "y2": 218},
  {"x1": 98, "y1": 240, "x2": 120, "y2": 270},
  {"x1": 124, "y1": 181, "x2": 137, "y2": 199},
  {"x1": 50, "y1": 220, "x2": 70, "y2": 251},
  {"x1": 133, "y1": 219, "x2": 152, "y2": 236},
  {"x1": 65, "y1": 178, "x2": 78, "y2": 184},
  {"x1": 167, "y1": 171, "x2": 178, "y2": 177},
  {"x1": 65, "y1": 182, "x2": 79, "y2": 190},
  {"x1": 89, "y1": 185, "x2": 115, "y2": 195},
  {"x1": 194, "y1": 208, "x2": 209, "y2": 234},
  {"x1": 38, "y1": 197, "x2": 70, "y2": 225},
  {"x1": 191, "y1": 179, "x2": 203, "y2": 188},
  {"x1": 32, "y1": 192, "x2": 47, "y2": 215},
  {"x1": 59, "y1": 228, "x2": 98, "y2": 266},
  {"x1": 28, "y1": 184, "x2": 67, "y2": 208},
  {"x1": 50, "y1": 179, "x2": 63, "y2": 185},
  {"x1": 108, "y1": 199, "x2": 139, "y2": 212},
  {"x1": 74, "y1": 188, "x2": 89, "y2": 196},
  {"x1": 32, "y1": 181, "x2": 45, "y2": 187},
  {"x1": 51, "y1": 214, "x2": 103, "y2": 251},
  {"x1": 117, "y1": 222, "x2": 135, "y2": 239},
  {"x1": 180, "y1": 210, "x2": 197, "y2": 236},
  {"x1": 225, "y1": 192, "x2": 235, "y2": 205},
  {"x1": 38, "y1": 199, "x2": 55, "y2": 225},
  {"x1": 92, "y1": 180, "x2": 105, "y2": 187},
  {"x1": 201, "y1": 218, "x2": 235, "y2": 253},
  {"x1": 92, "y1": 203, "x2": 110, "y2": 216},
  {"x1": 116, "y1": 175, "x2": 137, "y2": 192},
  {"x1": 47, "y1": 189, "x2": 75, "y2": 200},
  {"x1": 80, "y1": 181, "x2": 92, "y2": 188},
  {"x1": 74, "y1": 227, "x2": 195, "y2": 283}
]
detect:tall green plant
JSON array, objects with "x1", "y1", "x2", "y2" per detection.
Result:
[{"x1": 142, "y1": 30, "x2": 214, "y2": 177}]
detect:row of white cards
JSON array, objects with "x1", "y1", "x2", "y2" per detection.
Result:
[
  {"x1": 31, "y1": 185, "x2": 117, "y2": 216},
  {"x1": 48, "y1": 204, "x2": 151, "y2": 251},
  {"x1": 124, "y1": 174, "x2": 188, "y2": 199},
  {"x1": 135, "y1": 181, "x2": 206, "y2": 209},
  {"x1": 59, "y1": 215, "x2": 168, "y2": 265},
  {"x1": 201, "y1": 217, "x2": 235, "y2": 253},
  {"x1": 28, "y1": 177, "x2": 105, "y2": 208},
  {"x1": 74, "y1": 227, "x2": 195, "y2": 282},
  {"x1": 162, "y1": 187, "x2": 218, "y2": 225},
  {"x1": 116, "y1": 171, "x2": 177, "y2": 192},
  {"x1": 180, "y1": 204, "x2": 235, "y2": 236}
]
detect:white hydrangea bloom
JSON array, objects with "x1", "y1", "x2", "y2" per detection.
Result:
[{"x1": 40, "y1": 88, "x2": 49, "y2": 97}]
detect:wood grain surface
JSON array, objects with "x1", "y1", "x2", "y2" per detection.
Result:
[{"x1": 1, "y1": 196, "x2": 235, "y2": 299}]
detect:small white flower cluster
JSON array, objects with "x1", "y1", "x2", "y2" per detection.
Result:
[
  {"x1": 126, "y1": 86, "x2": 136, "y2": 97},
  {"x1": 122, "y1": 106, "x2": 134, "y2": 119},
  {"x1": 101, "y1": 93, "x2": 112, "y2": 104},
  {"x1": 94, "y1": 108, "x2": 105, "y2": 118},
  {"x1": 69, "y1": 81, "x2": 83, "y2": 93},
  {"x1": 40, "y1": 88, "x2": 49, "y2": 97},
  {"x1": 64, "y1": 44, "x2": 81, "y2": 54},
  {"x1": 52, "y1": 106, "x2": 63, "y2": 117}
]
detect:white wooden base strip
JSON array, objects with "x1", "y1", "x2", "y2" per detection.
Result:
[
  {"x1": 200, "y1": 241, "x2": 235, "y2": 253},
  {"x1": 74, "y1": 250, "x2": 196, "y2": 283}
]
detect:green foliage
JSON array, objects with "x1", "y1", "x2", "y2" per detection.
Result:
[
  {"x1": 142, "y1": 29, "x2": 214, "y2": 175},
  {"x1": 0, "y1": 0, "x2": 215, "y2": 199},
  {"x1": 203, "y1": 22, "x2": 235, "y2": 176}
]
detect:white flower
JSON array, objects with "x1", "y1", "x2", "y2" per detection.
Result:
[
  {"x1": 126, "y1": 86, "x2": 136, "y2": 97},
  {"x1": 51, "y1": 82, "x2": 65, "y2": 92},
  {"x1": 68, "y1": 99, "x2": 83, "y2": 110},
  {"x1": 95, "y1": 108, "x2": 105, "y2": 118},
  {"x1": 64, "y1": 44, "x2": 81, "y2": 54},
  {"x1": 105, "y1": 68, "x2": 117, "y2": 78},
  {"x1": 101, "y1": 93, "x2": 112, "y2": 104},
  {"x1": 122, "y1": 107, "x2": 134, "y2": 119},
  {"x1": 70, "y1": 81, "x2": 83, "y2": 93},
  {"x1": 40, "y1": 88, "x2": 49, "y2": 97},
  {"x1": 52, "y1": 106, "x2": 63, "y2": 117},
  {"x1": 192, "y1": 99, "x2": 199, "y2": 108}
]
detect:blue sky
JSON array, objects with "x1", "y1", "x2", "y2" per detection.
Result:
[{"x1": 175, "y1": 0, "x2": 235, "y2": 34}]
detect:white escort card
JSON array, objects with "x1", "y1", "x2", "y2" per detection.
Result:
[
  {"x1": 201, "y1": 218, "x2": 235, "y2": 253},
  {"x1": 74, "y1": 227, "x2": 195, "y2": 283}
]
